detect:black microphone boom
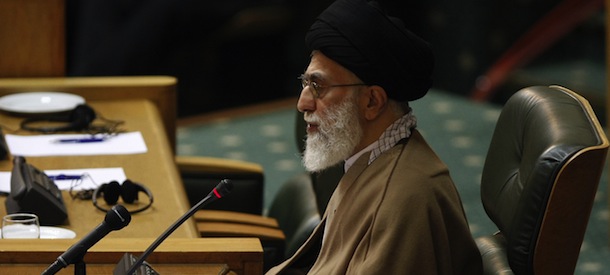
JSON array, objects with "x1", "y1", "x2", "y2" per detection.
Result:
[
  {"x1": 117, "y1": 179, "x2": 233, "y2": 275},
  {"x1": 42, "y1": 205, "x2": 131, "y2": 275}
]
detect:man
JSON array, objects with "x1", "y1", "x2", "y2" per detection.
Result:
[{"x1": 266, "y1": 0, "x2": 483, "y2": 274}]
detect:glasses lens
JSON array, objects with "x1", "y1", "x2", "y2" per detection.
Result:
[
  {"x1": 298, "y1": 75, "x2": 318, "y2": 98},
  {"x1": 309, "y1": 82, "x2": 320, "y2": 97}
]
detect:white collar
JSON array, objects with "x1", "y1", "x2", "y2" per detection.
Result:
[{"x1": 344, "y1": 140, "x2": 378, "y2": 172}]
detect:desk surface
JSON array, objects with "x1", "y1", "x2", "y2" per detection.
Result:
[
  {"x1": 0, "y1": 99, "x2": 197, "y2": 238},
  {"x1": 0, "y1": 238, "x2": 263, "y2": 274}
]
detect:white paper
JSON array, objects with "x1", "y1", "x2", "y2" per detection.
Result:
[
  {"x1": 0, "y1": 167, "x2": 126, "y2": 193},
  {"x1": 5, "y1": 132, "x2": 147, "y2": 156}
]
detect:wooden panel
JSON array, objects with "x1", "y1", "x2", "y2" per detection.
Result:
[
  {"x1": 0, "y1": 238, "x2": 263, "y2": 274},
  {"x1": 0, "y1": 264, "x2": 234, "y2": 275},
  {"x1": 0, "y1": 76, "x2": 177, "y2": 153},
  {"x1": 0, "y1": 0, "x2": 65, "y2": 77},
  {"x1": 534, "y1": 148, "x2": 608, "y2": 274},
  {"x1": 195, "y1": 210, "x2": 279, "y2": 228},
  {"x1": 198, "y1": 222, "x2": 285, "y2": 241}
]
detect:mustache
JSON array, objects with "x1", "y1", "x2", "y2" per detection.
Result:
[{"x1": 303, "y1": 112, "x2": 320, "y2": 124}]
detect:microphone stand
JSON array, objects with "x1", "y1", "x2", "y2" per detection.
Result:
[
  {"x1": 74, "y1": 259, "x2": 86, "y2": 275},
  {"x1": 44, "y1": 245, "x2": 88, "y2": 275},
  {"x1": 114, "y1": 179, "x2": 232, "y2": 275},
  {"x1": 42, "y1": 205, "x2": 131, "y2": 275}
]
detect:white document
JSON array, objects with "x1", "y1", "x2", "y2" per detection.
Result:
[
  {"x1": 0, "y1": 167, "x2": 127, "y2": 193},
  {"x1": 5, "y1": 132, "x2": 148, "y2": 156}
]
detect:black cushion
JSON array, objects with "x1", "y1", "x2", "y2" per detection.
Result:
[{"x1": 182, "y1": 172, "x2": 264, "y2": 215}]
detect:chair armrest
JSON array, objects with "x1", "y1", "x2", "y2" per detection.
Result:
[
  {"x1": 176, "y1": 156, "x2": 263, "y2": 174},
  {"x1": 195, "y1": 210, "x2": 279, "y2": 228},
  {"x1": 198, "y1": 221, "x2": 285, "y2": 241}
]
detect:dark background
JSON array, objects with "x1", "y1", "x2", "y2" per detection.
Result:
[{"x1": 65, "y1": 0, "x2": 606, "y2": 117}]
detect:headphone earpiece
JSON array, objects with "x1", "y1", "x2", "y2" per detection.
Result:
[
  {"x1": 20, "y1": 104, "x2": 97, "y2": 133},
  {"x1": 68, "y1": 104, "x2": 97, "y2": 131},
  {"x1": 101, "y1": 180, "x2": 122, "y2": 205},
  {"x1": 92, "y1": 179, "x2": 153, "y2": 214},
  {"x1": 119, "y1": 179, "x2": 139, "y2": 203}
]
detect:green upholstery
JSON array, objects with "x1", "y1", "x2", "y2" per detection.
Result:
[
  {"x1": 476, "y1": 86, "x2": 608, "y2": 275},
  {"x1": 267, "y1": 172, "x2": 321, "y2": 262}
]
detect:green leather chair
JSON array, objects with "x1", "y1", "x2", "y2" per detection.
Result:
[
  {"x1": 177, "y1": 155, "x2": 265, "y2": 215},
  {"x1": 264, "y1": 172, "x2": 321, "y2": 268},
  {"x1": 475, "y1": 86, "x2": 608, "y2": 275}
]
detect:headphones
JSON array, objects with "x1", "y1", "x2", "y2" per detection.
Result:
[
  {"x1": 92, "y1": 179, "x2": 154, "y2": 214},
  {"x1": 20, "y1": 104, "x2": 96, "y2": 133}
]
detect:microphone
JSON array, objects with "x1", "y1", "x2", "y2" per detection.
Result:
[
  {"x1": 42, "y1": 204, "x2": 131, "y2": 275},
  {"x1": 114, "y1": 179, "x2": 233, "y2": 275}
]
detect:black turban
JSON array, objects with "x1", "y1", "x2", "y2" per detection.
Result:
[{"x1": 305, "y1": 0, "x2": 434, "y2": 102}]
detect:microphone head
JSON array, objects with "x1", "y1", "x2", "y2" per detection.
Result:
[
  {"x1": 214, "y1": 179, "x2": 233, "y2": 198},
  {"x1": 105, "y1": 205, "x2": 132, "y2": 230}
]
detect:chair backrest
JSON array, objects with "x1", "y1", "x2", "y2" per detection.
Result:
[
  {"x1": 478, "y1": 85, "x2": 608, "y2": 275},
  {"x1": 176, "y1": 156, "x2": 265, "y2": 215},
  {"x1": 267, "y1": 172, "x2": 321, "y2": 260}
]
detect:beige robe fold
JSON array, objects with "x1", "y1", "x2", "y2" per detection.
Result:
[{"x1": 267, "y1": 130, "x2": 482, "y2": 274}]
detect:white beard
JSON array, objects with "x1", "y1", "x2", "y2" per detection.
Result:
[{"x1": 302, "y1": 96, "x2": 363, "y2": 172}]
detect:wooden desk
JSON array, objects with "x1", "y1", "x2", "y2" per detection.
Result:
[
  {"x1": 0, "y1": 99, "x2": 264, "y2": 274},
  {"x1": 0, "y1": 76, "x2": 178, "y2": 153},
  {"x1": 0, "y1": 238, "x2": 263, "y2": 274},
  {"x1": 0, "y1": 99, "x2": 196, "y2": 238}
]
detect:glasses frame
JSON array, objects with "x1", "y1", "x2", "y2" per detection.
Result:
[{"x1": 298, "y1": 74, "x2": 368, "y2": 98}]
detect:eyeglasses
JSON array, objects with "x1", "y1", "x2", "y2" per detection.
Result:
[{"x1": 298, "y1": 74, "x2": 368, "y2": 98}]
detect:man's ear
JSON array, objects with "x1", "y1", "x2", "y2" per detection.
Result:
[{"x1": 363, "y1": 85, "x2": 388, "y2": 120}]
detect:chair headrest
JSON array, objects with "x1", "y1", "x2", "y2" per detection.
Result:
[{"x1": 480, "y1": 85, "x2": 604, "y2": 274}]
